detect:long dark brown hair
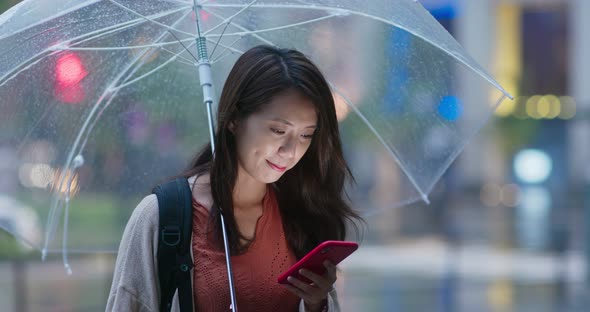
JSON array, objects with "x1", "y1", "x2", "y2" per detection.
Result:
[{"x1": 181, "y1": 45, "x2": 362, "y2": 259}]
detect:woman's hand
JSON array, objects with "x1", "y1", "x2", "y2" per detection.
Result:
[{"x1": 281, "y1": 260, "x2": 337, "y2": 312}]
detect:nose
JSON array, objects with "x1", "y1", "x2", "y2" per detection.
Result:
[{"x1": 278, "y1": 135, "x2": 296, "y2": 159}]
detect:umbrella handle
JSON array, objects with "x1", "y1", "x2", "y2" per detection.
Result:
[{"x1": 195, "y1": 4, "x2": 238, "y2": 306}]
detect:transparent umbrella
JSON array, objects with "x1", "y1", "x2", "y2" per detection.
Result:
[{"x1": 0, "y1": 0, "x2": 511, "y2": 279}]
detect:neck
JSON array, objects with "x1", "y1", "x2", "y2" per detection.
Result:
[{"x1": 232, "y1": 166, "x2": 267, "y2": 211}]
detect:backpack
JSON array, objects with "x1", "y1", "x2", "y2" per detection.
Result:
[{"x1": 152, "y1": 177, "x2": 194, "y2": 312}]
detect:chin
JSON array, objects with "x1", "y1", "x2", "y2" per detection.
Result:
[
  {"x1": 262, "y1": 175, "x2": 281, "y2": 184},
  {"x1": 259, "y1": 172, "x2": 284, "y2": 184}
]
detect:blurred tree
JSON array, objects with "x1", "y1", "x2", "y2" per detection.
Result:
[{"x1": 0, "y1": 0, "x2": 19, "y2": 14}]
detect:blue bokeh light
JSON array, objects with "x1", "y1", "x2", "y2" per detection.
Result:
[{"x1": 437, "y1": 96, "x2": 463, "y2": 121}]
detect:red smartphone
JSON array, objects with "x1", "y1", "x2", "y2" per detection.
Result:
[{"x1": 277, "y1": 240, "x2": 358, "y2": 284}]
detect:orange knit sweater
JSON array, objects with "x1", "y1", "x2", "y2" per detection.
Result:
[{"x1": 192, "y1": 187, "x2": 300, "y2": 311}]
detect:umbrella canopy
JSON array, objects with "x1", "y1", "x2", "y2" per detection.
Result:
[{"x1": 0, "y1": 0, "x2": 511, "y2": 260}]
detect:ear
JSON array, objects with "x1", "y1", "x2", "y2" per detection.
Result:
[{"x1": 228, "y1": 121, "x2": 236, "y2": 134}]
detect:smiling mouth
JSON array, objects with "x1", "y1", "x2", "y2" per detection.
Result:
[{"x1": 266, "y1": 160, "x2": 287, "y2": 172}]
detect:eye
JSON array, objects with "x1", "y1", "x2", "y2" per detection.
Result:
[
  {"x1": 301, "y1": 133, "x2": 315, "y2": 139},
  {"x1": 270, "y1": 128, "x2": 285, "y2": 135}
]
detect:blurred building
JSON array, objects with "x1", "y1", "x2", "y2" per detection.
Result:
[{"x1": 419, "y1": 0, "x2": 590, "y2": 286}]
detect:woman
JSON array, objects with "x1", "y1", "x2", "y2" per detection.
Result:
[{"x1": 107, "y1": 45, "x2": 362, "y2": 312}]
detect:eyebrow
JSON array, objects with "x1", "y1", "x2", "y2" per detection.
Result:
[{"x1": 270, "y1": 118, "x2": 317, "y2": 129}]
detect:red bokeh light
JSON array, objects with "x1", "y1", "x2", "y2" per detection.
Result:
[
  {"x1": 54, "y1": 53, "x2": 87, "y2": 104},
  {"x1": 54, "y1": 83, "x2": 85, "y2": 104},
  {"x1": 190, "y1": 10, "x2": 211, "y2": 22},
  {"x1": 56, "y1": 53, "x2": 87, "y2": 86}
]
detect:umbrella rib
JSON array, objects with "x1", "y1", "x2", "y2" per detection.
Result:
[
  {"x1": 201, "y1": 8, "x2": 343, "y2": 58},
  {"x1": 209, "y1": 36, "x2": 245, "y2": 64},
  {"x1": 204, "y1": 9, "x2": 274, "y2": 46},
  {"x1": 202, "y1": 3, "x2": 512, "y2": 99},
  {"x1": 66, "y1": 6, "x2": 191, "y2": 48},
  {"x1": 66, "y1": 7, "x2": 191, "y2": 49},
  {"x1": 165, "y1": 27, "x2": 200, "y2": 63},
  {"x1": 0, "y1": 49, "x2": 57, "y2": 87},
  {"x1": 208, "y1": 13, "x2": 233, "y2": 60},
  {"x1": 108, "y1": 0, "x2": 196, "y2": 38},
  {"x1": 0, "y1": 0, "x2": 101, "y2": 41},
  {"x1": 72, "y1": 10, "x2": 196, "y2": 163},
  {"x1": 42, "y1": 7, "x2": 192, "y2": 258},
  {"x1": 0, "y1": 7, "x2": 190, "y2": 87},
  {"x1": 65, "y1": 9, "x2": 192, "y2": 52},
  {"x1": 162, "y1": 47, "x2": 198, "y2": 65},
  {"x1": 110, "y1": 41, "x2": 198, "y2": 92},
  {"x1": 202, "y1": 0, "x2": 258, "y2": 36},
  {"x1": 14, "y1": 15, "x2": 122, "y2": 46},
  {"x1": 203, "y1": 11, "x2": 342, "y2": 38},
  {"x1": 0, "y1": 8, "x2": 190, "y2": 52},
  {"x1": 203, "y1": 3, "x2": 349, "y2": 14},
  {"x1": 198, "y1": 6, "x2": 438, "y2": 197},
  {"x1": 329, "y1": 83, "x2": 430, "y2": 204},
  {"x1": 165, "y1": 0, "x2": 211, "y2": 5},
  {"x1": 205, "y1": 37, "x2": 245, "y2": 55},
  {"x1": 63, "y1": 39, "x2": 204, "y2": 65},
  {"x1": 73, "y1": 16, "x2": 194, "y2": 164},
  {"x1": 67, "y1": 20, "x2": 150, "y2": 48},
  {"x1": 65, "y1": 39, "x2": 193, "y2": 51},
  {"x1": 198, "y1": 0, "x2": 258, "y2": 60}
]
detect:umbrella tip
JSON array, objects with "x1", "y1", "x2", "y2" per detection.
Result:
[
  {"x1": 421, "y1": 194, "x2": 430, "y2": 205},
  {"x1": 73, "y1": 154, "x2": 84, "y2": 168}
]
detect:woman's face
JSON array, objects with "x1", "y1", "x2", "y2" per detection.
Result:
[{"x1": 233, "y1": 89, "x2": 318, "y2": 184}]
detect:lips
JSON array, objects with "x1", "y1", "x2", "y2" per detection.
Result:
[{"x1": 266, "y1": 160, "x2": 287, "y2": 172}]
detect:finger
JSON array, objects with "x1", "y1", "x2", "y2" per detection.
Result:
[
  {"x1": 323, "y1": 260, "x2": 336, "y2": 275},
  {"x1": 323, "y1": 261, "x2": 338, "y2": 283},
  {"x1": 287, "y1": 276, "x2": 321, "y2": 295},
  {"x1": 283, "y1": 282, "x2": 326, "y2": 306},
  {"x1": 282, "y1": 283, "x2": 312, "y2": 302},
  {"x1": 299, "y1": 269, "x2": 331, "y2": 290}
]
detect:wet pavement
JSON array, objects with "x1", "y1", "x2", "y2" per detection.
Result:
[{"x1": 0, "y1": 242, "x2": 588, "y2": 311}]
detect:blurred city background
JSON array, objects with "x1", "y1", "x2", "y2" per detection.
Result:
[{"x1": 0, "y1": 0, "x2": 589, "y2": 311}]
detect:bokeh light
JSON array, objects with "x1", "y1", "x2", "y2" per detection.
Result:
[
  {"x1": 437, "y1": 95, "x2": 463, "y2": 121},
  {"x1": 513, "y1": 149, "x2": 552, "y2": 184}
]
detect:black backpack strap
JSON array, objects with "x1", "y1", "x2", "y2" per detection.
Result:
[{"x1": 153, "y1": 177, "x2": 194, "y2": 312}]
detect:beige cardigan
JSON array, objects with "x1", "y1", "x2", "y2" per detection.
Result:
[{"x1": 106, "y1": 176, "x2": 340, "y2": 312}]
